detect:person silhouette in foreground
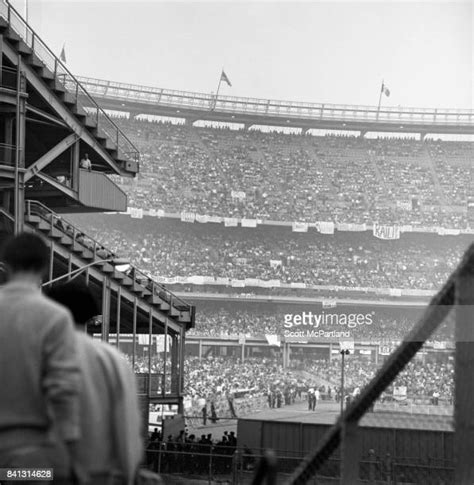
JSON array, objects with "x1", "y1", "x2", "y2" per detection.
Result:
[
  {"x1": 47, "y1": 280, "x2": 144, "y2": 485},
  {"x1": 0, "y1": 233, "x2": 81, "y2": 485}
]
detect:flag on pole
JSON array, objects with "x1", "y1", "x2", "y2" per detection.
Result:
[
  {"x1": 220, "y1": 70, "x2": 232, "y2": 87},
  {"x1": 381, "y1": 82, "x2": 390, "y2": 97},
  {"x1": 60, "y1": 44, "x2": 67, "y2": 63}
]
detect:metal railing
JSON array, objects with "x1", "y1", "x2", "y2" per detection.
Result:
[
  {"x1": 76, "y1": 75, "x2": 474, "y2": 127},
  {"x1": 0, "y1": 142, "x2": 18, "y2": 166},
  {"x1": 0, "y1": 0, "x2": 140, "y2": 163},
  {"x1": 24, "y1": 199, "x2": 192, "y2": 311},
  {"x1": 143, "y1": 445, "x2": 455, "y2": 484}
]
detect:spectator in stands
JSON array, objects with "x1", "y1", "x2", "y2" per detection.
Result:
[
  {"x1": 0, "y1": 233, "x2": 82, "y2": 483},
  {"x1": 80, "y1": 153, "x2": 92, "y2": 171},
  {"x1": 47, "y1": 281, "x2": 144, "y2": 485}
]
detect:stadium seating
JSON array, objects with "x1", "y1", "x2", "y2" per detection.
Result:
[{"x1": 111, "y1": 118, "x2": 473, "y2": 228}]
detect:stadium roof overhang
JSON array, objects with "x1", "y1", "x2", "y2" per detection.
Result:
[{"x1": 76, "y1": 76, "x2": 474, "y2": 136}]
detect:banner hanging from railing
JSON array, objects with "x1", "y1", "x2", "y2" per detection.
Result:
[
  {"x1": 373, "y1": 223, "x2": 401, "y2": 240},
  {"x1": 292, "y1": 222, "x2": 309, "y2": 232}
]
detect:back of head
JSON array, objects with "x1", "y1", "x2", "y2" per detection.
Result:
[
  {"x1": 47, "y1": 280, "x2": 99, "y2": 326},
  {"x1": 0, "y1": 232, "x2": 49, "y2": 276}
]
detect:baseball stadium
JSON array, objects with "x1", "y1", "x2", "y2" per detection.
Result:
[{"x1": 0, "y1": 1, "x2": 473, "y2": 483}]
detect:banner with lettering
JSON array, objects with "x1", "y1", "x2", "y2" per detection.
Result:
[
  {"x1": 180, "y1": 212, "x2": 196, "y2": 223},
  {"x1": 224, "y1": 217, "x2": 239, "y2": 227},
  {"x1": 292, "y1": 222, "x2": 309, "y2": 232},
  {"x1": 270, "y1": 259, "x2": 282, "y2": 268},
  {"x1": 396, "y1": 200, "x2": 412, "y2": 211},
  {"x1": 195, "y1": 214, "x2": 210, "y2": 223},
  {"x1": 373, "y1": 223, "x2": 401, "y2": 240},
  {"x1": 231, "y1": 190, "x2": 246, "y2": 200},
  {"x1": 130, "y1": 208, "x2": 143, "y2": 219},
  {"x1": 317, "y1": 221, "x2": 335, "y2": 234},
  {"x1": 231, "y1": 279, "x2": 245, "y2": 287}
]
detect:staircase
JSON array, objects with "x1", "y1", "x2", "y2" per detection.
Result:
[
  {"x1": 24, "y1": 200, "x2": 194, "y2": 334},
  {"x1": 0, "y1": 0, "x2": 138, "y2": 166}
]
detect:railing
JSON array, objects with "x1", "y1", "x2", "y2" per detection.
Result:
[
  {"x1": 0, "y1": 65, "x2": 24, "y2": 91},
  {"x1": 143, "y1": 445, "x2": 455, "y2": 484},
  {"x1": 24, "y1": 199, "x2": 192, "y2": 311},
  {"x1": 76, "y1": 75, "x2": 474, "y2": 127},
  {"x1": 0, "y1": 142, "x2": 18, "y2": 166},
  {"x1": 0, "y1": 1, "x2": 140, "y2": 163}
]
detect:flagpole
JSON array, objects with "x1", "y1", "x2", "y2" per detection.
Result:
[
  {"x1": 213, "y1": 68, "x2": 224, "y2": 111},
  {"x1": 376, "y1": 79, "x2": 384, "y2": 121}
]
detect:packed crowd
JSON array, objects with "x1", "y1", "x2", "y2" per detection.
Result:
[
  {"x1": 112, "y1": 118, "x2": 473, "y2": 228},
  {"x1": 305, "y1": 356, "x2": 454, "y2": 402},
  {"x1": 188, "y1": 304, "x2": 425, "y2": 341},
  {"x1": 129, "y1": 347, "x2": 454, "y2": 412},
  {"x1": 68, "y1": 214, "x2": 471, "y2": 291}
]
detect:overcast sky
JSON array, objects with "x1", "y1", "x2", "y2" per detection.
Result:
[{"x1": 10, "y1": 0, "x2": 474, "y2": 109}]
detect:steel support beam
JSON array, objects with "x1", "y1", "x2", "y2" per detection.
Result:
[
  {"x1": 36, "y1": 171, "x2": 77, "y2": 199},
  {"x1": 24, "y1": 133, "x2": 78, "y2": 181},
  {"x1": 26, "y1": 103, "x2": 68, "y2": 128}
]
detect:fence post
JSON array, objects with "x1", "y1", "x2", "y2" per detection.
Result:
[
  {"x1": 454, "y1": 248, "x2": 474, "y2": 484},
  {"x1": 208, "y1": 446, "x2": 213, "y2": 484}
]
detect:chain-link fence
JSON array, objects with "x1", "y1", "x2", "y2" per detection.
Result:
[{"x1": 283, "y1": 243, "x2": 474, "y2": 485}]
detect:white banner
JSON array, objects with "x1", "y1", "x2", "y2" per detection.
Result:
[
  {"x1": 231, "y1": 190, "x2": 246, "y2": 200},
  {"x1": 241, "y1": 218, "x2": 258, "y2": 228},
  {"x1": 336, "y1": 223, "x2": 367, "y2": 232},
  {"x1": 215, "y1": 277, "x2": 230, "y2": 285},
  {"x1": 396, "y1": 200, "x2": 412, "y2": 211},
  {"x1": 208, "y1": 215, "x2": 223, "y2": 223},
  {"x1": 322, "y1": 299, "x2": 337, "y2": 309},
  {"x1": 290, "y1": 282, "x2": 306, "y2": 289},
  {"x1": 148, "y1": 209, "x2": 158, "y2": 217},
  {"x1": 270, "y1": 259, "x2": 282, "y2": 268},
  {"x1": 138, "y1": 334, "x2": 150, "y2": 345},
  {"x1": 292, "y1": 222, "x2": 308, "y2": 232},
  {"x1": 130, "y1": 208, "x2": 143, "y2": 219},
  {"x1": 265, "y1": 334, "x2": 281, "y2": 347},
  {"x1": 437, "y1": 227, "x2": 461, "y2": 236},
  {"x1": 231, "y1": 279, "x2": 245, "y2": 287},
  {"x1": 224, "y1": 217, "x2": 239, "y2": 227},
  {"x1": 180, "y1": 212, "x2": 196, "y2": 223},
  {"x1": 244, "y1": 278, "x2": 260, "y2": 287},
  {"x1": 373, "y1": 224, "x2": 401, "y2": 240},
  {"x1": 317, "y1": 221, "x2": 335, "y2": 234},
  {"x1": 157, "y1": 209, "x2": 165, "y2": 218},
  {"x1": 393, "y1": 386, "x2": 407, "y2": 401},
  {"x1": 339, "y1": 339, "x2": 355, "y2": 353},
  {"x1": 195, "y1": 214, "x2": 210, "y2": 223}
]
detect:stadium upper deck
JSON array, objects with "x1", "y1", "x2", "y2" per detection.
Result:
[{"x1": 76, "y1": 75, "x2": 474, "y2": 137}]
